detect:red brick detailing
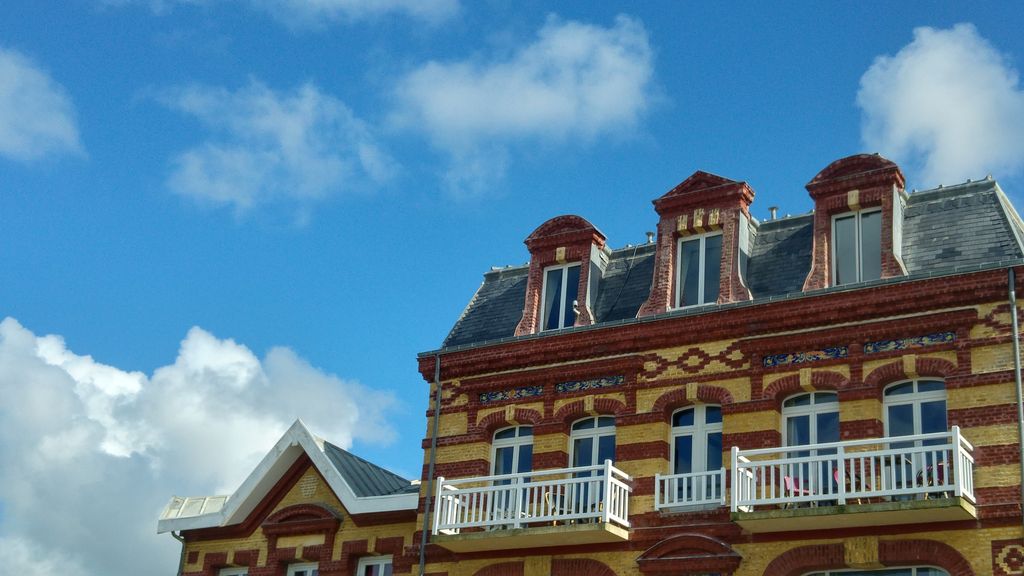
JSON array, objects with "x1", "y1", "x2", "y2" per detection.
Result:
[
  {"x1": 862, "y1": 356, "x2": 957, "y2": 391},
  {"x1": 515, "y1": 215, "x2": 606, "y2": 335},
  {"x1": 993, "y1": 538, "x2": 1024, "y2": 576},
  {"x1": 802, "y1": 153, "x2": 906, "y2": 291},
  {"x1": 553, "y1": 397, "x2": 627, "y2": 424},
  {"x1": 200, "y1": 551, "x2": 229, "y2": 576},
  {"x1": 638, "y1": 171, "x2": 755, "y2": 317},
  {"x1": 231, "y1": 550, "x2": 258, "y2": 567},
  {"x1": 551, "y1": 558, "x2": 616, "y2": 576},
  {"x1": 374, "y1": 536, "x2": 404, "y2": 555},
  {"x1": 650, "y1": 384, "x2": 735, "y2": 418},
  {"x1": 472, "y1": 561, "x2": 525, "y2": 576},
  {"x1": 188, "y1": 551, "x2": 199, "y2": 564},
  {"x1": 636, "y1": 533, "x2": 741, "y2": 574},
  {"x1": 762, "y1": 543, "x2": 845, "y2": 576},
  {"x1": 878, "y1": 539, "x2": 974, "y2": 575},
  {"x1": 617, "y1": 440, "x2": 669, "y2": 462},
  {"x1": 840, "y1": 417, "x2": 884, "y2": 441},
  {"x1": 761, "y1": 370, "x2": 848, "y2": 402},
  {"x1": 340, "y1": 539, "x2": 370, "y2": 575},
  {"x1": 475, "y1": 408, "x2": 543, "y2": 437},
  {"x1": 950, "y1": 404, "x2": 1021, "y2": 429}
]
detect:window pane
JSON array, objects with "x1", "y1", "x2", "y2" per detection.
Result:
[
  {"x1": 860, "y1": 210, "x2": 882, "y2": 281},
  {"x1": 786, "y1": 415, "x2": 810, "y2": 446},
  {"x1": 543, "y1": 268, "x2": 563, "y2": 330},
  {"x1": 518, "y1": 426, "x2": 533, "y2": 436},
  {"x1": 888, "y1": 404, "x2": 914, "y2": 437},
  {"x1": 920, "y1": 400, "x2": 947, "y2": 434},
  {"x1": 494, "y1": 428, "x2": 516, "y2": 440},
  {"x1": 382, "y1": 565, "x2": 392, "y2": 576},
  {"x1": 572, "y1": 419, "x2": 594, "y2": 430},
  {"x1": 834, "y1": 214, "x2": 857, "y2": 285},
  {"x1": 562, "y1": 264, "x2": 580, "y2": 328},
  {"x1": 597, "y1": 416, "x2": 615, "y2": 428},
  {"x1": 674, "y1": 435, "x2": 693, "y2": 474},
  {"x1": 673, "y1": 409, "x2": 694, "y2": 427},
  {"x1": 785, "y1": 394, "x2": 811, "y2": 407},
  {"x1": 885, "y1": 382, "x2": 913, "y2": 396},
  {"x1": 706, "y1": 432, "x2": 722, "y2": 470},
  {"x1": 814, "y1": 392, "x2": 838, "y2": 404},
  {"x1": 573, "y1": 437, "x2": 593, "y2": 466},
  {"x1": 494, "y1": 446, "x2": 514, "y2": 476},
  {"x1": 918, "y1": 380, "x2": 945, "y2": 393},
  {"x1": 680, "y1": 238, "x2": 701, "y2": 306},
  {"x1": 817, "y1": 410, "x2": 839, "y2": 443},
  {"x1": 703, "y1": 235, "x2": 722, "y2": 304},
  {"x1": 597, "y1": 433, "x2": 615, "y2": 464},
  {"x1": 704, "y1": 406, "x2": 722, "y2": 424},
  {"x1": 517, "y1": 444, "x2": 533, "y2": 473}
]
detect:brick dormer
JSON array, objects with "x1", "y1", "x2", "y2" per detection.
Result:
[
  {"x1": 637, "y1": 171, "x2": 755, "y2": 318},
  {"x1": 515, "y1": 215, "x2": 608, "y2": 336},
  {"x1": 802, "y1": 154, "x2": 908, "y2": 291}
]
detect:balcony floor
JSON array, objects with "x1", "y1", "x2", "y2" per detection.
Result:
[
  {"x1": 732, "y1": 496, "x2": 976, "y2": 533},
  {"x1": 432, "y1": 521, "x2": 629, "y2": 553}
]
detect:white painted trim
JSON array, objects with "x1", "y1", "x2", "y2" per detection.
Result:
[
  {"x1": 219, "y1": 568, "x2": 249, "y2": 576},
  {"x1": 157, "y1": 420, "x2": 417, "y2": 534},
  {"x1": 287, "y1": 562, "x2": 319, "y2": 576},
  {"x1": 781, "y1": 392, "x2": 838, "y2": 448},
  {"x1": 568, "y1": 416, "x2": 615, "y2": 468},
  {"x1": 669, "y1": 405, "x2": 722, "y2": 475},
  {"x1": 355, "y1": 555, "x2": 393, "y2": 575},
  {"x1": 830, "y1": 208, "x2": 882, "y2": 285},
  {"x1": 491, "y1": 426, "x2": 533, "y2": 476},
  {"x1": 882, "y1": 379, "x2": 947, "y2": 439},
  {"x1": 539, "y1": 262, "x2": 581, "y2": 331},
  {"x1": 674, "y1": 231, "x2": 723, "y2": 308}
]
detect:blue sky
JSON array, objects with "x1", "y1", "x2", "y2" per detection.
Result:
[{"x1": 2, "y1": 2, "x2": 1024, "y2": 574}]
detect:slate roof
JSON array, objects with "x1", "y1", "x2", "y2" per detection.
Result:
[
  {"x1": 439, "y1": 179, "x2": 1024, "y2": 350},
  {"x1": 323, "y1": 441, "x2": 420, "y2": 497}
]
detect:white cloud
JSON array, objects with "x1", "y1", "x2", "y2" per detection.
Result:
[
  {"x1": 104, "y1": 0, "x2": 457, "y2": 26},
  {"x1": 0, "y1": 47, "x2": 82, "y2": 162},
  {"x1": 164, "y1": 81, "x2": 395, "y2": 217},
  {"x1": 858, "y1": 24, "x2": 1024, "y2": 186},
  {"x1": 0, "y1": 317, "x2": 399, "y2": 576},
  {"x1": 393, "y1": 14, "x2": 654, "y2": 196}
]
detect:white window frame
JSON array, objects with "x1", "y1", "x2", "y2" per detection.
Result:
[
  {"x1": 491, "y1": 426, "x2": 533, "y2": 476},
  {"x1": 287, "y1": 562, "x2": 319, "y2": 576},
  {"x1": 670, "y1": 405, "x2": 722, "y2": 474},
  {"x1": 831, "y1": 208, "x2": 882, "y2": 285},
  {"x1": 568, "y1": 416, "x2": 616, "y2": 468},
  {"x1": 781, "y1": 392, "x2": 839, "y2": 447},
  {"x1": 539, "y1": 262, "x2": 581, "y2": 331},
  {"x1": 219, "y1": 569, "x2": 248, "y2": 576},
  {"x1": 882, "y1": 380, "x2": 947, "y2": 438},
  {"x1": 355, "y1": 555, "x2": 393, "y2": 576},
  {"x1": 675, "y1": 231, "x2": 722, "y2": 308}
]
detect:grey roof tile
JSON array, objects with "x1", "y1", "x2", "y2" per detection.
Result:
[
  {"x1": 322, "y1": 441, "x2": 416, "y2": 497},
  {"x1": 439, "y1": 180, "x2": 1023, "y2": 350}
]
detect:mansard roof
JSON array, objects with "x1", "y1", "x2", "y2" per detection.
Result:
[{"x1": 437, "y1": 178, "x2": 1024, "y2": 351}]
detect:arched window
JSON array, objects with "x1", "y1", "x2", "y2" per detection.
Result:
[
  {"x1": 670, "y1": 405, "x2": 723, "y2": 502},
  {"x1": 492, "y1": 426, "x2": 533, "y2": 479},
  {"x1": 806, "y1": 568, "x2": 948, "y2": 576},
  {"x1": 884, "y1": 380, "x2": 947, "y2": 494},
  {"x1": 782, "y1": 392, "x2": 838, "y2": 494},
  {"x1": 570, "y1": 416, "x2": 615, "y2": 468}
]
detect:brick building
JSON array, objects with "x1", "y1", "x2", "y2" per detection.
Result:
[{"x1": 159, "y1": 153, "x2": 1024, "y2": 576}]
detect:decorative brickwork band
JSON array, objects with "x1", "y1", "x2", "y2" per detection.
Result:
[
  {"x1": 472, "y1": 562, "x2": 524, "y2": 576},
  {"x1": 555, "y1": 375, "x2": 623, "y2": 393},
  {"x1": 994, "y1": 539, "x2": 1024, "y2": 576},
  {"x1": 478, "y1": 385, "x2": 543, "y2": 403},
  {"x1": 551, "y1": 558, "x2": 616, "y2": 576},
  {"x1": 762, "y1": 346, "x2": 848, "y2": 368},
  {"x1": 864, "y1": 331, "x2": 956, "y2": 354},
  {"x1": 637, "y1": 534, "x2": 741, "y2": 574}
]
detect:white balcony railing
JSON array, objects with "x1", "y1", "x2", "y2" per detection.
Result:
[
  {"x1": 654, "y1": 468, "x2": 726, "y2": 510},
  {"x1": 731, "y1": 427, "x2": 975, "y2": 512},
  {"x1": 432, "y1": 460, "x2": 632, "y2": 535}
]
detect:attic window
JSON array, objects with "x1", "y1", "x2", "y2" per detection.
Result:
[
  {"x1": 832, "y1": 209, "x2": 881, "y2": 285},
  {"x1": 675, "y1": 232, "x2": 722, "y2": 307},
  {"x1": 541, "y1": 262, "x2": 580, "y2": 330}
]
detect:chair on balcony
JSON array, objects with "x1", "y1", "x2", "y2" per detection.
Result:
[{"x1": 782, "y1": 475, "x2": 816, "y2": 509}]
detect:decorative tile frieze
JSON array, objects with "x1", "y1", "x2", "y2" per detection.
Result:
[
  {"x1": 555, "y1": 375, "x2": 624, "y2": 394},
  {"x1": 478, "y1": 385, "x2": 543, "y2": 404},
  {"x1": 863, "y1": 331, "x2": 956, "y2": 354},
  {"x1": 762, "y1": 346, "x2": 848, "y2": 368}
]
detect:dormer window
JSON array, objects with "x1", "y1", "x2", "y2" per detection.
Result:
[
  {"x1": 675, "y1": 232, "x2": 722, "y2": 307},
  {"x1": 541, "y1": 263, "x2": 580, "y2": 330},
  {"x1": 832, "y1": 209, "x2": 881, "y2": 285}
]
